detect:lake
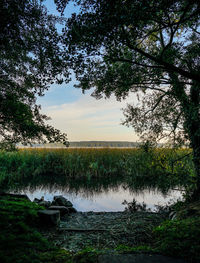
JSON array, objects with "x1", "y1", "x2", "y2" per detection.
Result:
[{"x1": 12, "y1": 183, "x2": 183, "y2": 212}]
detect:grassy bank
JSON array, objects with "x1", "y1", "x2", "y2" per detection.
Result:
[
  {"x1": 0, "y1": 195, "x2": 98, "y2": 263},
  {"x1": 0, "y1": 148, "x2": 194, "y2": 190},
  {"x1": 0, "y1": 195, "x2": 73, "y2": 263}
]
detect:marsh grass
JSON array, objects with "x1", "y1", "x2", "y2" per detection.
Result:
[{"x1": 0, "y1": 148, "x2": 194, "y2": 191}]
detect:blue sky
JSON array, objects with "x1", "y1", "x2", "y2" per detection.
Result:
[{"x1": 39, "y1": 0, "x2": 138, "y2": 141}]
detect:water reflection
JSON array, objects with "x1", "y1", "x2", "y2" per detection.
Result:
[{"x1": 8, "y1": 175, "x2": 183, "y2": 212}]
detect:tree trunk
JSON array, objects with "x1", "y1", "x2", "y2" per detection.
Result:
[
  {"x1": 184, "y1": 105, "x2": 200, "y2": 199},
  {"x1": 172, "y1": 78, "x2": 200, "y2": 200},
  {"x1": 190, "y1": 138, "x2": 200, "y2": 200},
  {"x1": 186, "y1": 82, "x2": 200, "y2": 200}
]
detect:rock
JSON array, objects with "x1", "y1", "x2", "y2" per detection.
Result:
[
  {"x1": 39, "y1": 201, "x2": 51, "y2": 208},
  {"x1": 51, "y1": 196, "x2": 77, "y2": 213},
  {"x1": 33, "y1": 196, "x2": 51, "y2": 208},
  {"x1": 68, "y1": 207, "x2": 77, "y2": 213},
  {"x1": 33, "y1": 197, "x2": 41, "y2": 203},
  {"x1": 33, "y1": 197, "x2": 51, "y2": 208},
  {"x1": 53, "y1": 195, "x2": 73, "y2": 208},
  {"x1": 38, "y1": 210, "x2": 60, "y2": 226},
  {"x1": 49, "y1": 206, "x2": 69, "y2": 216},
  {"x1": 34, "y1": 196, "x2": 44, "y2": 203}
]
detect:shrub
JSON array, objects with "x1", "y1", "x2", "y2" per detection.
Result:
[{"x1": 153, "y1": 217, "x2": 200, "y2": 262}]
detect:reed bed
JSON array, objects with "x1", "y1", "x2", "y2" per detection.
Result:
[{"x1": 0, "y1": 147, "x2": 194, "y2": 188}]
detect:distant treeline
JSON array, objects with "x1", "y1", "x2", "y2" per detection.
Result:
[
  {"x1": 17, "y1": 141, "x2": 165, "y2": 148},
  {"x1": 69, "y1": 141, "x2": 139, "y2": 148}
]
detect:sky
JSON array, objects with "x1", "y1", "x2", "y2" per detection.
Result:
[{"x1": 40, "y1": 0, "x2": 138, "y2": 142}]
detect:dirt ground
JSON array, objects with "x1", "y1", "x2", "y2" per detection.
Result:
[{"x1": 41, "y1": 211, "x2": 166, "y2": 251}]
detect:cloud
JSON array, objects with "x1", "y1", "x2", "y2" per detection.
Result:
[{"x1": 42, "y1": 93, "x2": 139, "y2": 141}]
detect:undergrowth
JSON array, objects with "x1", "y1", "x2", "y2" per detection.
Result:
[{"x1": 0, "y1": 195, "x2": 73, "y2": 263}]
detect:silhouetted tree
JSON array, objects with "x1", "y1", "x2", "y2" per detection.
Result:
[
  {"x1": 58, "y1": 0, "x2": 200, "y2": 198},
  {"x1": 0, "y1": 0, "x2": 69, "y2": 149}
]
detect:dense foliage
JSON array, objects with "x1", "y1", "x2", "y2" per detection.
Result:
[
  {"x1": 0, "y1": 0, "x2": 69, "y2": 149},
  {"x1": 57, "y1": 0, "x2": 200, "y2": 198},
  {"x1": 154, "y1": 217, "x2": 200, "y2": 262}
]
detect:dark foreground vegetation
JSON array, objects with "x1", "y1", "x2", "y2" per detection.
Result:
[
  {"x1": 0, "y1": 195, "x2": 73, "y2": 263},
  {"x1": 0, "y1": 148, "x2": 200, "y2": 262},
  {"x1": 0, "y1": 194, "x2": 200, "y2": 263}
]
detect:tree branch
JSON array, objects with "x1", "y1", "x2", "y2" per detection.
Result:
[
  {"x1": 109, "y1": 57, "x2": 166, "y2": 69},
  {"x1": 144, "y1": 93, "x2": 168, "y2": 116},
  {"x1": 125, "y1": 38, "x2": 200, "y2": 83}
]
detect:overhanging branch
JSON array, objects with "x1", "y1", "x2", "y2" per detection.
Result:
[{"x1": 122, "y1": 27, "x2": 200, "y2": 83}]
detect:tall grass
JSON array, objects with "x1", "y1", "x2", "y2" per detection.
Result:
[{"x1": 0, "y1": 148, "x2": 194, "y2": 189}]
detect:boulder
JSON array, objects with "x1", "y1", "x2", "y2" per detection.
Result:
[
  {"x1": 33, "y1": 197, "x2": 51, "y2": 208},
  {"x1": 39, "y1": 201, "x2": 51, "y2": 208},
  {"x1": 68, "y1": 207, "x2": 77, "y2": 213},
  {"x1": 34, "y1": 197, "x2": 44, "y2": 202},
  {"x1": 52, "y1": 195, "x2": 73, "y2": 208},
  {"x1": 38, "y1": 209, "x2": 60, "y2": 226},
  {"x1": 49, "y1": 206, "x2": 69, "y2": 216}
]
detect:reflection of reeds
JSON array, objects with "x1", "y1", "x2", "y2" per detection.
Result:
[{"x1": 0, "y1": 148, "x2": 193, "y2": 193}]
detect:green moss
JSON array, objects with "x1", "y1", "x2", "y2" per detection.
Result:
[
  {"x1": 0, "y1": 195, "x2": 73, "y2": 263},
  {"x1": 115, "y1": 201, "x2": 200, "y2": 263},
  {"x1": 153, "y1": 217, "x2": 200, "y2": 262},
  {"x1": 0, "y1": 196, "x2": 106, "y2": 263}
]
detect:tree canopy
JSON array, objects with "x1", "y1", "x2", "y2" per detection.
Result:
[
  {"x1": 0, "y1": 0, "x2": 69, "y2": 149},
  {"x1": 58, "y1": 0, "x2": 200, "y2": 197},
  {"x1": 60, "y1": 0, "x2": 199, "y2": 142}
]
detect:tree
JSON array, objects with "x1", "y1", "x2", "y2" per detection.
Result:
[
  {"x1": 58, "y1": 0, "x2": 200, "y2": 198},
  {"x1": 0, "y1": 0, "x2": 69, "y2": 149}
]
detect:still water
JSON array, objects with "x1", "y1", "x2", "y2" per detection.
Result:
[{"x1": 16, "y1": 184, "x2": 182, "y2": 212}]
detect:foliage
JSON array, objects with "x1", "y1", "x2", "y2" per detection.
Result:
[
  {"x1": 59, "y1": 0, "x2": 200, "y2": 144},
  {"x1": 139, "y1": 140, "x2": 156, "y2": 153},
  {"x1": 122, "y1": 198, "x2": 150, "y2": 212},
  {"x1": 58, "y1": 0, "x2": 200, "y2": 197},
  {"x1": 153, "y1": 218, "x2": 200, "y2": 262},
  {"x1": 0, "y1": 148, "x2": 194, "y2": 192},
  {"x1": 0, "y1": 0, "x2": 69, "y2": 148}
]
